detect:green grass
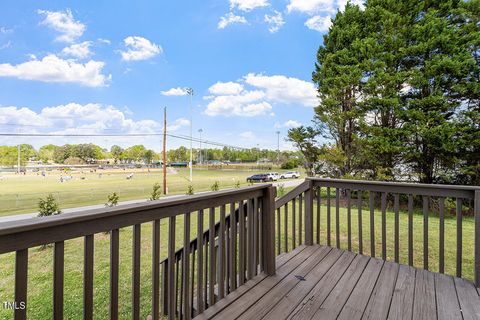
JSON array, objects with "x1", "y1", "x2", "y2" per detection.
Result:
[
  {"x1": 276, "y1": 200, "x2": 475, "y2": 280},
  {"x1": 0, "y1": 167, "x2": 277, "y2": 217},
  {"x1": 0, "y1": 175, "x2": 475, "y2": 318},
  {"x1": 0, "y1": 197, "x2": 475, "y2": 319}
]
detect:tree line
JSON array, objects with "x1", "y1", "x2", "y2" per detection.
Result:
[
  {"x1": 289, "y1": 0, "x2": 479, "y2": 185},
  {"x1": 0, "y1": 143, "x2": 301, "y2": 166}
]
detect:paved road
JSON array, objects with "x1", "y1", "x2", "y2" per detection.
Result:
[{"x1": 0, "y1": 179, "x2": 304, "y2": 224}]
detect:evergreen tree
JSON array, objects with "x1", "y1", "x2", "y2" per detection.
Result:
[{"x1": 312, "y1": 3, "x2": 366, "y2": 176}]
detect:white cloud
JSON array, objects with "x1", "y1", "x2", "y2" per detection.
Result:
[
  {"x1": 161, "y1": 87, "x2": 189, "y2": 96},
  {"x1": 0, "y1": 103, "x2": 158, "y2": 133},
  {"x1": 230, "y1": 0, "x2": 269, "y2": 11},
  {"x1": 38, "y1": 9, "x2": 85, "y2": 43},
  {"x1": 204, "y1": 73, "x2": 318, "y2": 117},
  {"x1": 244, "y1": 73, "x2": 318, "y2": 107},
  {"x1": 0, "y1": 27, "x2": 13, "y2": 34},
  {"x1": 97, "y1": 38, "x2": 111, "y2": 45},
  {"x1": 240, "y1": 131, "x2": 256, "y2": 140},
  {"x1": 61, "y1": 41, "x2": 92, "y2": 59},
  {"x1": 120, "y1": 36, "x2": 162, "y2": 61},
  {"x1": 0, "y1": 41, "x2": 11, "y2": 50},
  {"x1": 304, "y1": 15, "x2": 332, "y2": 32},
  {"x1": 286, "y1": 0, "x2": 335, "y2": 15},
  {"x1": 337, "y1": 0, "x2": 364, "y2": 11},
  {"x1": 166, "y1": 118, "x2": 190, "y2": 131},
  {"x1": 264, "y1": 11, "x2": 285, "y2": 33},
  {"x1": 218, "y1": 13, "x2": 248, "y2": 29},
  {"x1": 205, "y1": 91, "x2": 272, "y2": 117},
  {"x1": 0, "y1": 103, "x2": 195, "y2": 149},
  {"x1": 208, "y1": 81, "x2": 244, "y2": 95},
  {"x1": 0, "y1": 54, "x2": 111, "y2": 87},
  {"x1": 275, "y1": 120, "x2": 302, "y2": 128}
]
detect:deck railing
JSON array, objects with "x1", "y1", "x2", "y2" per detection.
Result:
[
  {"x1": 1, "y1": 178, "x2": 479, "y2": 320},
  {"x1": 0, "y1": 185, "x2": 275, "y2": 320},
  {"x1": 275, "y1": 178, "x2": 480, "y2": 286}
]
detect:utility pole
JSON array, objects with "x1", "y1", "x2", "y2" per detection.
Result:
[
  {"x1": 198, "y1": 129, "x2": 203, "y2": 164},
  {"x1": 276, "y1": 131, "x2": 280, "y2": 165},
  {"x1": 185, "y1": 87, "x2": 194, "y2": 182},
  {"x1": 163, "y1": 107, "x2": 167, "y2": 195},
  {"x1": 17, "y1": 144, "x2": 20, "y2": 174}
]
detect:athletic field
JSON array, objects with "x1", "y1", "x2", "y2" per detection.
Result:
[{"x1": 0, "y1": 167, "x2": 294, "y2": 217}]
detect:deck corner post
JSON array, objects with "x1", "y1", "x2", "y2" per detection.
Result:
[
  {"x1": 304, "y1": 179, "x2": 314, "y2": 246},
  {"x1": 474, "y1": 190, "x2": 480, "y2": 287},
  {"x1": 262, "y1": 185, "x2": 276, "y2": 275}
]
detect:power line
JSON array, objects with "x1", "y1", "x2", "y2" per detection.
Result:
[{"x1": 0, "y1": 132, "x2": 248, "y2": 150}]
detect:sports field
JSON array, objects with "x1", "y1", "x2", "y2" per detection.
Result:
[{"x1": 0, "y1": 167, "x2": 296, "y2": 217}]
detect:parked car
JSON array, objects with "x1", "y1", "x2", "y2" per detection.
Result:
[
  {"x1": 247, "y1": 174, "x2": 270, "y2": 183},
  {"x1": 267, "y1": 172, "x2": 279, "y2": 181},
  {"x1": 280, "y1": 171, "x2": 300, "y2": 179}
]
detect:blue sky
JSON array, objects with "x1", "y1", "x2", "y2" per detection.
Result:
[{"x1": 0, "y1": 0, "x2": 361, "y2": 151}]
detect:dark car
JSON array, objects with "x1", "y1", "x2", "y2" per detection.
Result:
[{"x1": 247, "y1": 174, "x2": 270, "y2": 183}]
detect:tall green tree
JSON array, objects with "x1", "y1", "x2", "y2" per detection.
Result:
[
  {"x1": 400, "y1": 0, "x2": 475, "y2": 183},
  {"x1": 312, "y1": 3, "x2": 366, "y2": 177},
  {"x1": 110, "y1": 145, "x2": 124, "y2": 163},
  {"x1": 287, "y1": 126, "x2": 320, "y2": 176},
  {"x1": 38, "y1": 144, "x2": 58, "y2": 163}
]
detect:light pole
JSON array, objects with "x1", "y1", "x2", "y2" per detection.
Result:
[
  {"x1": 185, "y1": 87, "x2": 194, "y2": 182},
  {"x1": 276, "y1": 131, "x2": 280, "y2": 165},
  {"x1": 198, "y1": 129, "x2": 203, "y2": 164}
]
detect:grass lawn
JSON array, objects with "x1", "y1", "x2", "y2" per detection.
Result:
[
  {"x1": 0, "y1": 195, "x2": 475, "y2": 319},
  {"x1": 0, "y1": 167, "x2": 289, "y2": 217}
]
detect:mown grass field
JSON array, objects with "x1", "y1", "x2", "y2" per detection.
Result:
[
  {"x1": 0, "y1": 167, "x2": 280, "y2": 217},
  {"x1": 0, "y1": 194, "x2": 475, "y2": 319}
]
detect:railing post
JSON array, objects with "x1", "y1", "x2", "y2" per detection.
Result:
[
  {"x1": 261, "y1": 186, "x2": 276, "y2": 275},
  {"x1": 475, "y1": 190, "x2": 480, "y2": 287},
  {"x1": 304, "y1": 179, "x2": 314, "y2": 246}
]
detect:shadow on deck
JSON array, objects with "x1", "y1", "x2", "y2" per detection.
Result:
[{"x1": 194, "y1": 244, "x2": 480, "y2": 320}]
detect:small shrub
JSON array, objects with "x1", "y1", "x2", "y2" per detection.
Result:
[
  {"x1": 234, "y1": 180, "x2": 241, "y2": 188},
  {"x1": 149, "y1": 183, "x2": 162, "y2": 201},
  {"x1": 105, "y1": 192, "x2": 119, "y2": 207},
  {"x1": 211, "y1": 181, "x2": 220, "y2": 191},
  {"x1": 281, "y1": 159, "x2": 300, "y2": 170},
  {"x1": 38, "y1": 194, "x2": 61, "y2": 217},
  {"x1": 277, "y1": 184, "x2": 286, "y2": 198},
  {"x1": 186, "y1": 185, "x2": 194, "y2": 195}
]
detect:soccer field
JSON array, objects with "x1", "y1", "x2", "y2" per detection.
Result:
[{"x1": 0, "y1": 167, "x2": 284, "y2": 217}]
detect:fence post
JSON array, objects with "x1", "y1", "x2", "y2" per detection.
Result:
[
  {"x1": 261, "y1": 186, "x2": 276, "y2": 275},
  {"x1": 304, "y1": 179, "x2": 314, "y2": 246},
  {"x1": 475, "y1": 190, "x2": 480, "y2": 287}
]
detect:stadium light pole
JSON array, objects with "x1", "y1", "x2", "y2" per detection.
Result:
[
  {"x1": 198, "y1": 128, "x2": 203, "y2": 164},
  {"x1": 185, "y1": 87, "x2": 194, "y2": 182}
]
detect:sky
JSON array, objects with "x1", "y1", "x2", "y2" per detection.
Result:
[{"x1": 0, "y1": 0, "x2": 362, "y2": 152}]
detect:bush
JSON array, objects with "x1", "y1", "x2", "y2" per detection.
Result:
[
  {"x1": 149, "y1": 183, "x2": 162, "y2": 200},
  {"x1": 105, "y1": 192, "x2": 119, "y2": 207},
  {"x1": 277, "y1": 184, "x2": 286, "y2": 198},
  {"x1": 38, "y1": 194, "x2": 61, "y2": 217},
  {"x1": 211, "y1": 181, "x2": 220, "y2": 191},
  {"x1": 186, "y1": 185, "x2": 194, "y2": 195},
  {"x1": 281, "y1": 159, "x2": 300, "y2": 170}
]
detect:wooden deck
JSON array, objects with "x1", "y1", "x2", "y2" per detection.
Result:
[{"x1": 194, "y1": 245, "x2": 480, "y2": 320}]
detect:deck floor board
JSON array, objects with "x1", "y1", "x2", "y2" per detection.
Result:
[{"x1": 193, "y1": 246, "x2": 480, "y2": 320}]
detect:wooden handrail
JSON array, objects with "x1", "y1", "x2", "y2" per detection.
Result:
[
  {"x1": 0, "y1": 186, "x2": 267, "y2": 254},
  {"x1": 308, "y1": 177, "x2": 479, "y2": 198},
  {"x1": 274, "y1": 177, "x2": 480, "y2": 287},
  {"x1": 1, "y1": 184, "x2": 276, "y2": 320},
  {"x1": 275, "y1": 180, "x2": 310, "y2": 209}
]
